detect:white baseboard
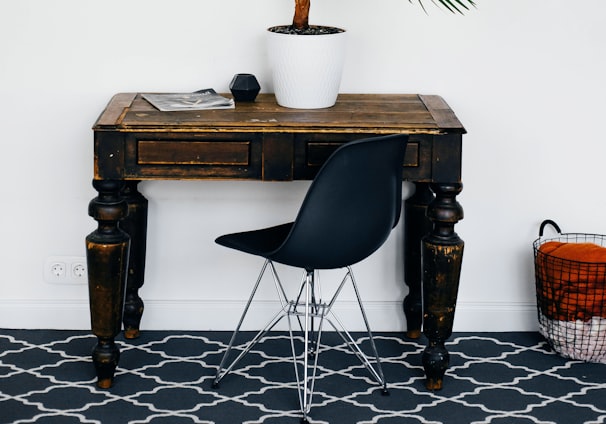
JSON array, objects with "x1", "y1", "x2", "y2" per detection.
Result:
[
  {"x1": 0, "y1": 299, "x2": 539, "y2": 332},
  {"x1": 452, "y1": 301, "x2": 539, "y2": 332}
]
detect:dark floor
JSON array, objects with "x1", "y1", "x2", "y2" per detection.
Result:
[{"x1": 1, "y1": 330, "x2": 605, "y2": 424}]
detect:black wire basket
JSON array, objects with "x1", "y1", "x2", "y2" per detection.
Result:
[{"x1": 533, "y1": 219, "x2": 606, "y2": 363}]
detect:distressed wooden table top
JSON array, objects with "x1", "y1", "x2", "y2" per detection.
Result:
[{"x1": 94, "y1": 93, "x2": 466, "y2": 135}]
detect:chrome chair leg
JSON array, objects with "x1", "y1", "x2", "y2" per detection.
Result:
[
  {"x1": 347, "y1": 266, "x2": 387, "y2": 391},
  {"x1": 323, "y1": 267, "x2": 387, "y2": 391},
  {"x1": 213, "y1": 260, "x2": 289, "y2": 387},
  {"x1": 287, "y1": 270, "x2": 325, "y2": 423}
]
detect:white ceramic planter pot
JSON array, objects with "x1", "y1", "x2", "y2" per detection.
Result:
[{"x1": 267, "y1": 27, "x2": 347, "y2": 109}]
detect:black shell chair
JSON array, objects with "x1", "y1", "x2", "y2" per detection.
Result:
[{"x1": 212, "y1": 134, "x2": 409, "y2": 423}]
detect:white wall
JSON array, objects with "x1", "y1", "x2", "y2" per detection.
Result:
[{"x1": 1, "y1": 0, "x2": 605, "y2": 332}]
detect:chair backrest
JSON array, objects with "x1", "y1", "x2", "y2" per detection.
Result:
[{"x1": 269, "y1": 134, "x2": 409, "y2": 270}]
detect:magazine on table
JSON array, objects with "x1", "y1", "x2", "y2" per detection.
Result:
[{"x1": 142, "y1": 89, "x2": 234, "y2": 111}]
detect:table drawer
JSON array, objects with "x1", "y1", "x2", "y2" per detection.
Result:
[
  {"x1": 293, "y1": 134, "x2": 430, "y2": 180},
  {"x1": 125, "y1": 134, "x2": 262, "y2": 179},
  {"x1": 138, "y1": 140, "x2": 250, "y2": 166}
]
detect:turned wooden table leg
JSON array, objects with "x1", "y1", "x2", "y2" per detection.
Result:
[
  {"x1": 86, "y1": 179, "x2": 130, "y2": 389},
  {"x1": 120, "y1": 181, "x2": 148, "y2": 339},
  {"x1": 421, "y1": 182, "x2": 464, "y2": 390},
  {"x1": 403, "y1": 182, "x2": 434, "y2": 339}
]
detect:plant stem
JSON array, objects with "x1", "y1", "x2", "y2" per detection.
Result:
[{"x1": 293, "y1": 0, "x2": 310, "y2": 30}]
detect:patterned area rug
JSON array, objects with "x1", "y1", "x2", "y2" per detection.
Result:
[{"x1": 1, "y1": 330, "x2": 605, "y2": 424}]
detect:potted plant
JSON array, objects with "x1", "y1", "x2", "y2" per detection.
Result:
[{"x1": 266, "y1": 0, "x2": 476, "y2": 109}]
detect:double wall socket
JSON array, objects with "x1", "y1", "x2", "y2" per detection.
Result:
[{"x1": 44, "y1": 256, "x2": 87, "y2": 284}]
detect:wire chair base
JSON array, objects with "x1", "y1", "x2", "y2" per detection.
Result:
[{"x1": 212, "y1": 260, "x2": 387, "y2": 422}]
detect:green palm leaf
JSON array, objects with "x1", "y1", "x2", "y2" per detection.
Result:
[{"x1": 413, "y1": 0, "x2": 476, "y2": 14}]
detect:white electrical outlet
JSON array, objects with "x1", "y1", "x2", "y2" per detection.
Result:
[{"x1": 45, "y1": 256, "x2": 87, "y2": 284}]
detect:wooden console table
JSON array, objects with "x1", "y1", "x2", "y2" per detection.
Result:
[{"x1": 87, "y1": 93, "x2": 465, "y2": 390}]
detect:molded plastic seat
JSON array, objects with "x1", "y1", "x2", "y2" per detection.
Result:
[{"x1": 212, "y1": 133, "x2": 409, "y2": 423}]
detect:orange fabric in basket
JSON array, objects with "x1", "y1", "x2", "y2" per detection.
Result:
[{"x1": 537, "y1": 241, "x2": 606, "y2": 321}]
